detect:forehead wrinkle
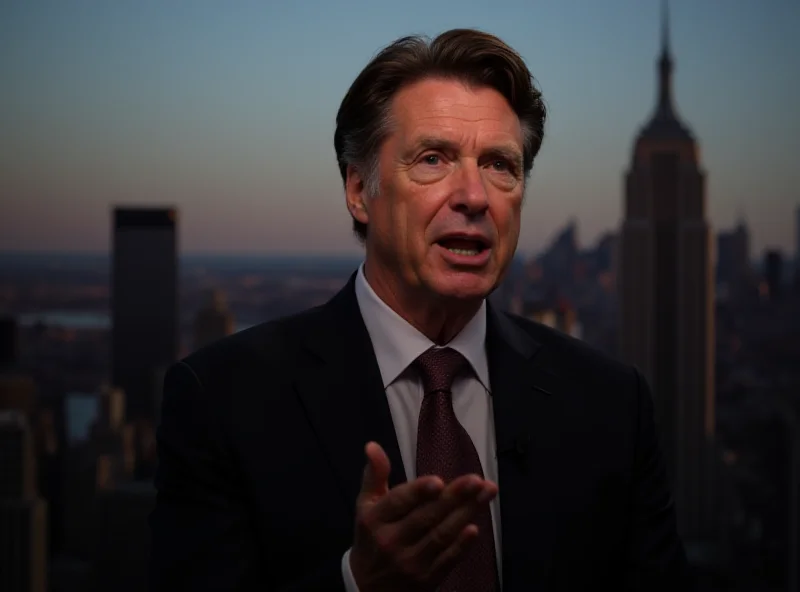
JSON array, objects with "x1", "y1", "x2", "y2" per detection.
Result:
[
  {"x1": 404, "y1": 127, "x2": 523, "y2": 161},
  {"x1": 406, "y1": 108, "x2": 523, "y2": 146},
  {"x1": 388, "y1": 79, "x2": 524, "y2": 160},
  {"x1": 405, "y1": 106, "x2": 510, "y2": 128}
]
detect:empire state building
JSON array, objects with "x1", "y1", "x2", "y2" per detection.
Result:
[{"x1": 618, "y1": 3, "x2": 717, "y2": 542}]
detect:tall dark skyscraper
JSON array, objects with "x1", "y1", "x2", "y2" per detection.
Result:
[
  {"x1": 763, "y1": 249, "x2": 783, "y2": 302},
  {"x1": 0, "y1": 315, "x2": 35, "y2": 418},
  {"x1": 795, "y1": 205, "x2": 800, "y2": 265},
  {"x1": 111, "y1": 207, "x2": 178, "y2": 421},
  {"x1": 0, "y1": 411, "x2": 47, "y2": 592},
  {"x1": 618, "y1": 2, "x2": 717, "y2": 544},
  {"x1": 716, "y1": 220, "x2": 750, "y2": 298},
  {"x1": 0, "y1": 315, "x2": 17, "y2": 369}
]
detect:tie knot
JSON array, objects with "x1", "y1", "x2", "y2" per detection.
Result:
[{"x1": 413, "y1": 347, "x2": 468, "y2": 395}]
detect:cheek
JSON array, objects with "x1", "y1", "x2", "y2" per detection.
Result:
[
  {"x1": 491, "y1": 195, "x2": 522, "y2": 235},
  {"x1": 378, "y1": 192, "x2": 428, "y2": 263},
  {"x1": 407, "y1": 190, "x2": 446, "y2": 244},
  {"x1": 371, "y1": 183, "x2": 406, "y2": 238}
]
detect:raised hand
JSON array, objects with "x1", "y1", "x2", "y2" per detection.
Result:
[{"x1": 349, "y1": 441, "x2": 497, "y2": 591}]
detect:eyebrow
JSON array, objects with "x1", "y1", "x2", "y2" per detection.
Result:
[{"x1": 405, "y1": 135, "x2": 524, "y2": 171}]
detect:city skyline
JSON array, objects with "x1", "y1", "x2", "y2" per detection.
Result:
[{"x1": 1, "y1": 0, "x2": 798, "y2": 256}]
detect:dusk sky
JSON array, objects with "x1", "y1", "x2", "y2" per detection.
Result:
[{"x1": 1, "y1": 0, "x2": 797, "y2": 258}]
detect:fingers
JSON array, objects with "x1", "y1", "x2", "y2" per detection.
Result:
[
  {"x1": 412, "y1": 478, "x2": 495, "y2": 563},
  {"x1": 359, "y1": 442, "x2": 391, "y2": 501},
  {"x1": 369, "y1": 474, "x2": 445, "y2": 523},
  {"x1": 420, "y1": 493, "x2": 488, "y2": 558},
  {"x1": 352, "y1": 461, "x2": 498, "y2": 590},
  {"x1": 394, "y1": 474, "x2": 495, "y2": 545},
  {"x1": 426, "y1": 523, "x2": 480, "y2": 583}
]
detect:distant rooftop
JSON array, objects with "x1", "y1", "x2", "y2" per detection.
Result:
[{"x1": 113, "y1": 207, "x2": 177, "y2": 229}]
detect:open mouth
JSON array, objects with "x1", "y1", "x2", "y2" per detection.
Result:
[{"x1": 436, "y1": 237, "x2": 489, "y2": 257}]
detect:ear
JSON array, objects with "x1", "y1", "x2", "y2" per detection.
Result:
[{"x1": 345, "y1": 165, "x2": 370, "y2": 226}]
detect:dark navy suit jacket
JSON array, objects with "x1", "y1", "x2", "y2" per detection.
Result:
[{"x1": 149, "y1": 273, "x2": 690, "y2": 591}]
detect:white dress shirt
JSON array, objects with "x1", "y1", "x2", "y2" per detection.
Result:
[{"x1": 341, "y1": 265, "x2": 502, "y2": 590}]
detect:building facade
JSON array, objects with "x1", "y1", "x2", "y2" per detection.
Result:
[
  {"x1": 111, "y1": 207, "x2": 178, "y2": 421},
  {"x1": 618, "y1": 3, "x2": 718, "y2": 544}
]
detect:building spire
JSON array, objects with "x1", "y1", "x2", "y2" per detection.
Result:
[
  {"x1": 655, "y1": 0, "x2": 676, "y2": 119},
  {"x1": 636, "y1": 0, "x2": 695, "y2": 144}
]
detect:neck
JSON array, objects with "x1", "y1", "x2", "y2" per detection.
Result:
[{"x1": 363, "y1": 259, "x2": 482, "y2": 345}]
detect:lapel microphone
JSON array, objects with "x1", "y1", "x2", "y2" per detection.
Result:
[{"x1": 498, "y1": 434, "x2": 529, "y2": 459}]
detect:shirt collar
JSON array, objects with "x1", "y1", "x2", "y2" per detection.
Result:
[{"x1": 354, "y1": 264, "x2": 490, "y2": 390}]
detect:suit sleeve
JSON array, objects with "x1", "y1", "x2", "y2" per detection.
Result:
[
  {"x1": 148, "y1": 361, "x2": 346, "y2": 592},
  {"x1": 624, "y1": 368, "x2": 693, "y2": 592}
]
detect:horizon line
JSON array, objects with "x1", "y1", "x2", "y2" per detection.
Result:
[{"x1": 0, "y1": 249, "x2": 365, "y2": 258}]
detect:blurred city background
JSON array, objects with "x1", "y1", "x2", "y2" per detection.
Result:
[{"x1": 1, "y1": 1, "x2": 798, "y2": 590}]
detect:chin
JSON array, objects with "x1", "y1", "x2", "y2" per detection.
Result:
[{"x1": 425, "y1": 271, "x2": 497, "y2": 302}]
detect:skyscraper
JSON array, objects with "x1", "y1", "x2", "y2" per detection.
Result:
[
  {"x1": 0, "y1": 315, "x2": 17, "y2": 369},
  {"x1": 0, "y1": 411, "x2": 48, "y2": 592},
  {"x1": 0, "y1": 316, "x2": 36, "y2": 418},
  {"x1": 192, "y1": 289, "x2": 234, "y2": 351},
  {"x1": 111, "y1": 207, "x2": 178, "y2": 421},
  {"x1": 794, "y1": 205, "x2": 800, "y2": 292},
  {"x1": 92, "y1": 481, "x2": 156, "y2": 592},
  {"x1": 795, "y1": 205, "x2": 800, "y2": 265},
  {"x1": 716, "y1": 220, "x2": 750, "y2": 299},
  {"x1": 618, "y1": 2, "x2": 716, "y2": 543},
  {"x1": 763, "y1": 249, "x2": 783, "y2": 302}
]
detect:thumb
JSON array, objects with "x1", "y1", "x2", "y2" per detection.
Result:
[{"x1": 359, "y1": 441, "x2": 390, "y2": 500}]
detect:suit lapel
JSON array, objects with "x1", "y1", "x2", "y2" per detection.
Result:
[
  {"x1": 487, "y1": 305, "x2": 562, "y2": 590},
  {"x1": 293, "y1": 273, "x2": 406, "y2": 519},
  {"x1": 293, "y1": 283, "x2": 565, "y2": 585}
]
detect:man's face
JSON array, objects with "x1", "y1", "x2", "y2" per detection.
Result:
[{"x1": 348, "y1": 77, "x2": 525, "y2": 303}]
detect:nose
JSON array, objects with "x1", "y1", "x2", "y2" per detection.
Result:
[{"x1": 450, "y1": 161, "x2": 489, "y2": 217}]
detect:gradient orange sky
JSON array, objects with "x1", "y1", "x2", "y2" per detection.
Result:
[{"x1": 1, "y1": 0, "x2": 797, "y2": 258}]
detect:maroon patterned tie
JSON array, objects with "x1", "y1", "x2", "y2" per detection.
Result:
[{"x1": 414, "y1": 346, "x2": 499, "y2": 592}]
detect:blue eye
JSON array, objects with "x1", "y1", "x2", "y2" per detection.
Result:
[{"x1": 422, "y1": 154, "x2": 440, "y2": 166}]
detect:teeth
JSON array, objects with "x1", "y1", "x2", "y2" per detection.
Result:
[{"x1": 447, "y1": 247, "x2": 479, "y2": 256}]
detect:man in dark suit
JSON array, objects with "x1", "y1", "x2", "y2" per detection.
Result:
[{"x1": 149, "y1": 28, "x2": 690, "y2": 591}]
